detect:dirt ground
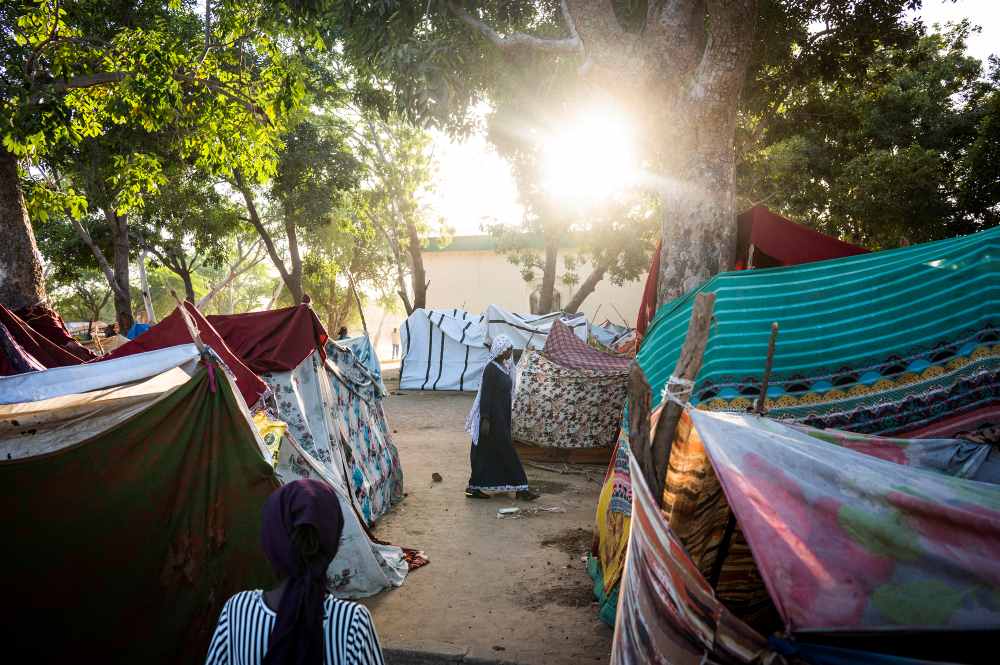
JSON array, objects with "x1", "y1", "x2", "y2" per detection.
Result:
[{"x1": 361, "y1": 370, "x2": 613, "y2": 664}]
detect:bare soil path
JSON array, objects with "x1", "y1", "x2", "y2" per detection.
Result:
[{"x1": 362, "y1": 371, "x2": 613, "y2": 665}]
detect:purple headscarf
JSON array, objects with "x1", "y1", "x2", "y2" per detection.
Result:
[{"x1": 261, "y1": 479, "x2": 344, "y2": 665}]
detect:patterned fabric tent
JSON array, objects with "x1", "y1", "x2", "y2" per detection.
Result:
[
  {"x1": 212, "y1": 307, "x2": 404, "y2": 524},
  {"x1": 512, "y1": 321, "x2": 630, "y2": 451},
  {"x1": 637, "y1": 225, "x2": 1000, "y2": 439}
]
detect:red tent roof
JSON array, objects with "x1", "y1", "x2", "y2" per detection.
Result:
[
  {"x1": 15, "y1": 303, "x2": 96, "y2": 361},
  {"x1": 0, "y1": 304, "x2": 84, "y2": 370},
  {"x1": 101, "y1": 303, "x2": 268, "y2": 408},
  {"x1": 207, "y1": 305, "x2": 328, "y2": 374},
  {"x1": 735, "y1": 205, "x2": 868, "y2": 269}
]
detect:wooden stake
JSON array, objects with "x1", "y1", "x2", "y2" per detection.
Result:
[
  {"x1": 647, "y1": 292, "x2": 716, "y2": 501},
  {"x1": 627, "y1": 362, "x2": 653, "y2": 486},
  {"x1": 755, "y1": 322, "x2": 779, "y2": 415}
]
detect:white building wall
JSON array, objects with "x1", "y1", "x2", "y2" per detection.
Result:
[{"x1": 362, "y1": 247, "x2": 646, "y2": 361}]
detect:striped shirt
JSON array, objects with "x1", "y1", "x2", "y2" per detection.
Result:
[{"x1": 204, "y1": 590, "x2": 385, "y2": 665}]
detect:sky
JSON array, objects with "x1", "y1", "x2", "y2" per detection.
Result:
[{"x1": 426, "y1": 1, "x2": 1000, "y2": 238}]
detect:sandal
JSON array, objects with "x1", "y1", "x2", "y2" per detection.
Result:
[
  {"x1": 465, "y1": 488, "x2": 491, "y2": 499},
  {"x1": 516, "y1": 489, "x2": 540, "y2": 502}
]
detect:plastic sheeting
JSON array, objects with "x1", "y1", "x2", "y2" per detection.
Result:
[
  {"x1": 691, "y1": 410, "x2": 1000, "y2": 632},
  {"x1": 400, "y1": 308, "x2": 489, "y2": 392},
  {"x1": 0, "y1": 344, "x2": 200, "y2": 404}
]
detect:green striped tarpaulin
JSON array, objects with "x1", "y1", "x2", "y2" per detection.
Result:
[{"x1": 638, "y1": 225, "x2": 1000, "y2": 436}]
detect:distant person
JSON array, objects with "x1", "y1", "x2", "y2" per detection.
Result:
[
  {"x1": 337, "y1": 326, "x2": 349, "y2": 340},
  {"x1": 464, "y1": 335, "x2": 539, "y2": 501},
  {"x1": 391, "y1": 328, "x2": 400, "y2": 359},
  {"x1": 204, "y1": 479, "x2": 385, "y2": 665}
]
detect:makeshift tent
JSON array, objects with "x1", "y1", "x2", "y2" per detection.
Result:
[
  {"x1": 0, "y1": 345, "x2": 413, "y2": 664},
  {"x1": 400, "y1": 308, "x2": 489, "y2": 392},
  {"x1": 638, "y1": 225, "x2": 1000, "y2": 439},
  {"x1": 0, "y1": 353, "x2": 277, "y2": 665},
  {"x1": 211, "y1": 305, "x2": 403, "y2": 525},
  {"x1": 15, "y1": 302, "x2": 96, "y2": 360},
  {"x1": 0, "y1": 304, "x2": 86, "y2": 369},
  {"x1": 483, "y1": 304, "x2": 588, "y2": 350},
  {"x1": 635, "y1": 207, "x2": 869, "y2": 337},
  {"x1": 399, "y1": 306, "x2": 592, "y2": 392},
  {"x1": 207, "y1": 304, "x2": 328, "y2": 374},
  {"x1": 102, "y1": 302, "x2": 269, "y2": 409},
  {"x1": 734, "y1": 205, "x2": 868, "y2": 269},
  {"x1": 512, "y1": 321, "x2": 630, "y2": 457},
  {"x1": 607, "y1": 408, "x2": 1000, "y2": 665}
]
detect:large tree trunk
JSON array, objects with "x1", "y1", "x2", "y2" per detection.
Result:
[
  {"x1": 0, "y1": 149, "x2": 46, "y2": 309},
  {"x1": 657, "y1": 132, "x2": 740, "y2": 304},
  {"x1": 106, "y1": 209, "x2": 134, "y2": 332}
]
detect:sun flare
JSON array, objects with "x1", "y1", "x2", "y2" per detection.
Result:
[{"x1": 540, "y1": 109, "x2": 638, "y2": 204}]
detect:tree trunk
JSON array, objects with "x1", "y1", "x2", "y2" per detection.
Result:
[
  {"x1": 565, "y1": 260, "x2": 609, "y2": 314},
  {"x1": 0, "y1": 149, "x2": 46, "y2": 309},
  {"x1": 136, "y1": 248, "x2": 156, "y2": 323},
  {"x1": 405, "y1": 218, "x2": 428, "y2": 311},
  {"x1": 656, "y1": 130, "x2": 741, "y2": 305},
  {"x1": 537, "y1": 242, "x2": 559, "y2": 313},
  {"x1": 179, "y1": 268, "x2": 196, "y2": 304},
  {"x1": 106, "y1": 209, "x2": 134, "y2": 332},
  {"x1": 234, "y1": 171, "x2": 304, "y2": 303}
]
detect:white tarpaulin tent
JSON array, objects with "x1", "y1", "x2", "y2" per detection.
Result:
[
  {"x1": 400, "y1": 308, "x2": 489, "y2": 392},
  {"x1": 400, "y1": 306, "x2": 592, "y2": 392},
  {"x1": 483, "y1": 304, "x2": 588, "y2": 350}
]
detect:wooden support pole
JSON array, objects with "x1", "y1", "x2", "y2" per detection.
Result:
[
  {"x1": 627, "y1": 362, "x2": 653, "y2": 486},
  {"x1": 755, "y1": 322, "x2": 779, "y2": 415},
  {"x1": 647, "y1": 292, "x2": 716, "y2": 501}
]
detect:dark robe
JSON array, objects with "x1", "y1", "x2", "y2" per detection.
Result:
[{"x1": 468, "y1": 362, "x2": 529, "y2": 491}]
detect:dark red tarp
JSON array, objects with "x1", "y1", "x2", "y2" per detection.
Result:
[
  {"x1": 0, "y1": 304, "x2": 84, "y2": 369},
  {"x1": 101, "y1": 302, "x2": 269, "y2": 408},
  {"x1": 735, "y1": 205, "x2": 869, "y2": 269},
  {"x1": 0, "y1": 322, "x2": 45, "y2": 376},
  {"x1": 207, "y1": 305, "x2": 328, "y2": 374},
  {"x1": 635, "y1": 239, "x2": 662, "y2": 339},
  {"x1": 15, "y1": 303, "x2": 96, "y2": 361}
]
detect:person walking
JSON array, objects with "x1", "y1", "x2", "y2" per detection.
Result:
[
  {"x1": 204, "y1": 480, "x2": 385, "y2": 665},
  {"x1": 390, "y1": 328, "x2": 400, "y2": 359},
  {"x1": 464, "y1": 335, "x2": 539, "y2": 501}
]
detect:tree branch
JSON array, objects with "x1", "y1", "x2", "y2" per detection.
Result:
[
  {"x1": 447, "y1": 2, "x2": 582, "y2": 54},
  {"x1": 28, "y1": 71, "x2": 127, "y2": 104},
  {"x1": 69, "y1": 217, "x2": 129, "y2": 301}
]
